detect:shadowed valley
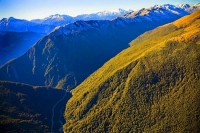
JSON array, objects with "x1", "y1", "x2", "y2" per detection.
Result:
[{"x1": 0, "y1": 81, "x2": 71, "y2": 133}]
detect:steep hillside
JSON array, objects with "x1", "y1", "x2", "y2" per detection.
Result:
[
  {"x1": 63, "y1": 11, "x2": 200, "y2": 133},
  {"x1": 0, "y1": 31, "x2": 44, "y2": 66},
  {"x1": 0, "y1": 5, "x2": 190, "y2": 90},
  {"x1": 0, "y1": 81, "x2": 71, "y2": 133}
]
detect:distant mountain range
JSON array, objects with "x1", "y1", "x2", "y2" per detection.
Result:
[
  {"x1": 1, "y1": 3, "x2": 199, "y2": 32},
  {"x1": 0, "y1": 4, "x2": 196, "y2": 90},
  {"x1": 31, "y1": 8, "x2": 133, "y2": 26},
  {"x1": 28, "y1": 3, "x2": 200, "y2": 26},
  {"x1": 0, "y1": 8, "x2": 132, "y2": 33},
  {"x1": 0, "y1": 4, "x2": 199, "y2": 34},
  {"x1": 63, "y1": 10, "x2": 200, "y2": 133}
]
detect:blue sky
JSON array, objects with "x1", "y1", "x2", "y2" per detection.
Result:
[{"x1": 0, "y1": 0, "x2": 199, "y2": 20}]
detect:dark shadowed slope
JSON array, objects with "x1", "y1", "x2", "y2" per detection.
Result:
[
  {"x1": 63, "y1": 10, "x2": 200, "y2": 133},
  {"x1": 0, "y1": 81, "x2": 71, "y2": 133},
  {"x1": 0, "y1": 5, "x2": 191, "y2": 90}
]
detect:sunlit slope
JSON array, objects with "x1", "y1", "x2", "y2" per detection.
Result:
[{"x1": 63, "y1": 11, "x2": 200, "y2": 133}]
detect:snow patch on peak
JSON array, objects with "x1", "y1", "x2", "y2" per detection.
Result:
[
  {"x1": 47, "y1": 14, "x2": 63, "y2": 20},
  {"x1": 177, "y1": 3, "x2": 199, "y2": 13},
  {"x1": 150, "y1": 4, "x2": 178, "y2": 10},
  {"x1": 45, "y1": 14, "x2": 72, "y2": 20},
  {"x1": 177, "y1": 4, "x2": 190, "y2": 8},
  {"x1": 118, "y1": 8, "x2": 133, "y2": 14}
]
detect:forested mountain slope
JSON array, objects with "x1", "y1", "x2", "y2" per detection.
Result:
[{"x1": 63, "y1": 10, "x2": 200, "y2": 133}]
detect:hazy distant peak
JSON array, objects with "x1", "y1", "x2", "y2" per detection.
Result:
[
  {"x1": 0, "y1": 17, "x2": 16, "y2": 22},
  {"x1": 44, "y1": 14, "x2": 73, "y2": 20},
  {"x1": 0, "y1": 16, "x2": 55, "y2": 33},
  {"x1": 8, "y1": 17, "x2": 16, "y2": 20},
  {"x1": 118, "y1": 8, "x2": 133, "y2": 13},
  {"x1": 118, "y1": 8, "x2": 126, "y2": 12},
  {"x1": 0, "y1": 17, "x2": 26, "y2": 24}
]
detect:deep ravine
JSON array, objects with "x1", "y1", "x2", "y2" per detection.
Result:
[{"x1": 51, "y1": 91, "x2": 71, "y2": 133}]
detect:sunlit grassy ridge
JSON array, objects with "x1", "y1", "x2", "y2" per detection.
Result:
[{"x1": 63, "y1": 10, "x2": 200, "y2": 133}]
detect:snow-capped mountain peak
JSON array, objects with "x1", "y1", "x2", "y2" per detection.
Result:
[
  {"x1": 120, "y1": 4, "x2": 192, "y2": 21},
  {"x1": 118, "y1": 8, "x2": 133, "y2": 14},
  {"x1": 44, "y1": 14, "x2": 73, "y2": 20},
  {"x1": 75, "y1": 9, "x2": 132, "y2": 21},
  {"x1": 177, "y1": 3, "x2": 199, "y2": 13}
]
